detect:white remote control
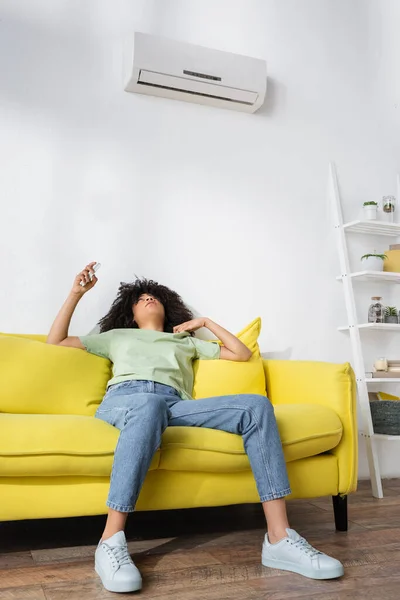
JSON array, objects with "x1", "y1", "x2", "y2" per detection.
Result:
[{"x1": 79, "y1": 262, "x2": 101, "y2": 286}]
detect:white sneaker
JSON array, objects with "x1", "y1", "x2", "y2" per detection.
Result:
[
  {"x1": 262, "y1": 528, "x2": 344, "y2": 580},
  {"x1": 95, "y1": 530, "x2": 142, "y2": 593}
]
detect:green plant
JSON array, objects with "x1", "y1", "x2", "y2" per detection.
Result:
[
  {"x1": 361, "y1": 253, "x2": 388, "y2": 260},
  {"x1": 363, "y1": 201, "x2": 378, "y2": 207},
  {"x1": 385, "y1": 306, "x2": 398, "y2": 316}
]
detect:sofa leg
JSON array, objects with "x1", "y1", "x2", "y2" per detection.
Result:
[{"x1": 332, "y1": 494, "x2": 348, "y2": 531}]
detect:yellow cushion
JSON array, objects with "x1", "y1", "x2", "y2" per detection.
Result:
[
  {"x1": 0, "y1": 333, "x2": 48, "y2": 343},
  {"x1": 222, "y1": 317, "x2": 261, "y2": 358},
  {"x1": 0, "y1": 335, "x2": 111, "y2": 415},
  {"x1": 0, "y1": 317, "x2": 265, "y2": 416},
  {"x1": 193, "y1": 316, "x2": 266, "y2": 398},
  {"x1": 207, "y1": 317, "x2": 261, "y2": 358},
  {"x1": 383, "y1": 249, "x2": 400, "y2": 273},
  {"x1": 0, "y1": 403, "x2": 342, "y2": 477},
  {"x1": 193, "y1": 355, "x2": 266, "y2": 399},
  {"x1": 274, "y1": 404, "x2": 342, "y2": 461},
  {"x1": 160, "y1": 403, "x2": 342, "y2": 470},
  {"x1": 0, "y1": 413, "x2": 160, "y2": 476},
  {"x1": 377, "y1": 391, "x2": 400, "y2": 401}
]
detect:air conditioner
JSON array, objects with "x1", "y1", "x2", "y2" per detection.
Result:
[{"x1": 124, "y1": 32, "x2": 267, "y2": 113}]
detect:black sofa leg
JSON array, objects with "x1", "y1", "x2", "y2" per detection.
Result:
[{"x1": 332, "y1": 495, "x2": 348, "y2": 531}]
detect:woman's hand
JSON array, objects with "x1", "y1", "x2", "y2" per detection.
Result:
[
  {"x1": 173, "y1": 318, "x2": 208, "y2": 333},
  {"x1": 70, "y1": 262, "x2": 99, "y2": 296}
]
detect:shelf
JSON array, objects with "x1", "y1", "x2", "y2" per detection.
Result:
[
  {"x1": 337, "y1": 271, "x2": 400, "y2": 283},
  {"x1": 366, "y1": 378, "x2": 400, "y2": 383},
  {"x1": 373, "y1": 433, "x2": 400, "y2": 441},
  {"x1": 339, "y1": 323, "x2": 400, "y2": 331},
  {"x1": 343, "y1": 220, "x2": 400, "y2": 236}
]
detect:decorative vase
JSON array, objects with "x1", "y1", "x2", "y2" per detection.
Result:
[
  {"x1": 364, "y1": 205, "x2": 377, "y2": 220},
  {"x1": 361, "y1": 256, "x2": 384, "y2": 271},
  {"x1": 382, "y1": 195, "x2": 396, "y2": 223},
  {"x1": 368, "y1": 297, "x2": 384, "y2": 323}
]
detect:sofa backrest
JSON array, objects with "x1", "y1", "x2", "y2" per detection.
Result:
[{"x1": 0, "y1": 318, "x2": 266, "y2": 415}]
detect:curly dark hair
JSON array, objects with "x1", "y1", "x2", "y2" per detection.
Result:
[{"x1": 97, "y1": 277, "x2": 195, "y2": 335}]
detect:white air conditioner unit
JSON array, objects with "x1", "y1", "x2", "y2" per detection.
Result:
[{"x1": 124, "y1": 33, "x2": 267, "y2": 113}]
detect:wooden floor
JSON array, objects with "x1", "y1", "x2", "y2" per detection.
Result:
[{"x1": 1, "y1": 480, "x2": 400, "y2": 600}]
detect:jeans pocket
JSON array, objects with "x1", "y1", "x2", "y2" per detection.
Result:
[
  {"x1": 95, "y1": 388, "x2": 135, "y2": 429},
  {"x1": 95, "y1": 393, "x2": 120, "y2": 420},
  {"x1": 95, "y1": 408, "x2": 118, "y2": 428}
]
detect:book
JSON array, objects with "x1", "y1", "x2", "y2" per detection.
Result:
[{"x1": 372, "y1": 371, "x2": 400, "y2": 378}]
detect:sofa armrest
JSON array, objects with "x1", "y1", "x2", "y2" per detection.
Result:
[{"x1": 262, "y1": 359, "x2": 358, "y2": 495}]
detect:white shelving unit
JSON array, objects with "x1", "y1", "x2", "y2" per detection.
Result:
[{"x1": 329, "y1": 162, "x2": 400, "y2": 499}]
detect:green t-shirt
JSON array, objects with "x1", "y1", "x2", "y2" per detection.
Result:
[{"x1": 78, "y1": 328, "x2": 221, "y2": 400}]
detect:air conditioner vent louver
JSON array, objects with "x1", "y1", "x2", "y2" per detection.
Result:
[
  {"x1": 137, "y1": 70, "x2": 258, "y2": 105},
  {"x1": 138, "y1": 80, "x2": 252, "y2": 105}
]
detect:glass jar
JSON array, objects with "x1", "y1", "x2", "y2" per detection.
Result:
[
  {"x1": 374, "y1": 357, "x2": 388, "y2": 371},
  {"x1": 382, "y1": 195, "x2": 396, "y2": 223},
  {"x1": 368, "y1": 296, "x2": 384, "y2": 323}
]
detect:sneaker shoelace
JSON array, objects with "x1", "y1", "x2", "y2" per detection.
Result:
[
  {"x1": 291, "y1": 537, "x2": 323, "y2": 558},
  {"x1": 106, "y1": 543, "x2": 133, "y2": 567}
]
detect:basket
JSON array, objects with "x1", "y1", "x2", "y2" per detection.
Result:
[{"x1": 370, "y1": 400, "x2": 400, "y2": 435}]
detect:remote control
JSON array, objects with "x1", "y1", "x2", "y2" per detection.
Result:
[{"x1": 79, "y1": 262, "x2": 101, "y2": 286}]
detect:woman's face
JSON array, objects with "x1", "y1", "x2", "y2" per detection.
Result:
[{"x1": 132, "y1": 293, "x2": 165, "y2": 326}]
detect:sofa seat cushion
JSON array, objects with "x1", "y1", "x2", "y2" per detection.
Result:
[
  {"x1": 0, "y1": 413, "x2": 161, "y2": 477},
  {"x1": 0, "y1": 404, "x2": 342, "y2": 477},
  {"x1": 273, "y1": 404, "x2": 343, "y2": 462},
  {"x1": 160, "y1": 404, "x2": 342, "y2": 470}
]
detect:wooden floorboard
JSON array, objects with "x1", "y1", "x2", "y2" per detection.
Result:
[{"x1": 0, "y1": 479, "x2": 399, "y2": 599}]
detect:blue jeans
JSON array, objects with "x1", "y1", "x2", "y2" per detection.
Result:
[{"x1": 94, "y1": 379, "x2": 291, "y2": 512}]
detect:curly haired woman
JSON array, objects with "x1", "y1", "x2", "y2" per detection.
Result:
[{"x1": 46, "y1": 261, "x2": 344, "y2": 593}]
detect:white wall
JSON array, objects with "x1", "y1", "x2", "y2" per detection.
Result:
[{"x1": 1, "y1": 0, "x2": 399, "y2": 477}]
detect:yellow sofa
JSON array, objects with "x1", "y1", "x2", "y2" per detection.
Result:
[{"x1": 0, "y1": 318, "x2": 357, "y2": 530}]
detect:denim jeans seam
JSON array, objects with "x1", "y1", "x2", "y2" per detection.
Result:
[
  {"x1": 107, "y1": 423, "x2": 125, "y2": 503},
  {"x1": 107, "y1": 429, "x2": 163, "y2": 512},
  {"x1": 245, "y1": 404, "x2": 277, "y2": 498},
  {"x1": 259, "y1": 487, "x2": 291, "y2": 502},
  {"x1": 106, "y1": 500, "x2": 134, "y2": 512},
  {"x1": 246, "y1": 401, "x2": 290, "y2": 498},
  {"x1": 107, "y1": 457, "x2": 117, "y2": 501},
  {"x1": 131, "y1": 437, "x2": 162, "y2": 508}
]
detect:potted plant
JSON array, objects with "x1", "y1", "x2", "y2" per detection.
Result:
[
  {"x1": 384, "y1": 306, "x2": 398, "y2": 324},
  {"x1": 361, "y1": 252, "x2": 388, "y2": 271},
  {"x1": 363, "y1": 201, "x2": 378, "y2": 220}
]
